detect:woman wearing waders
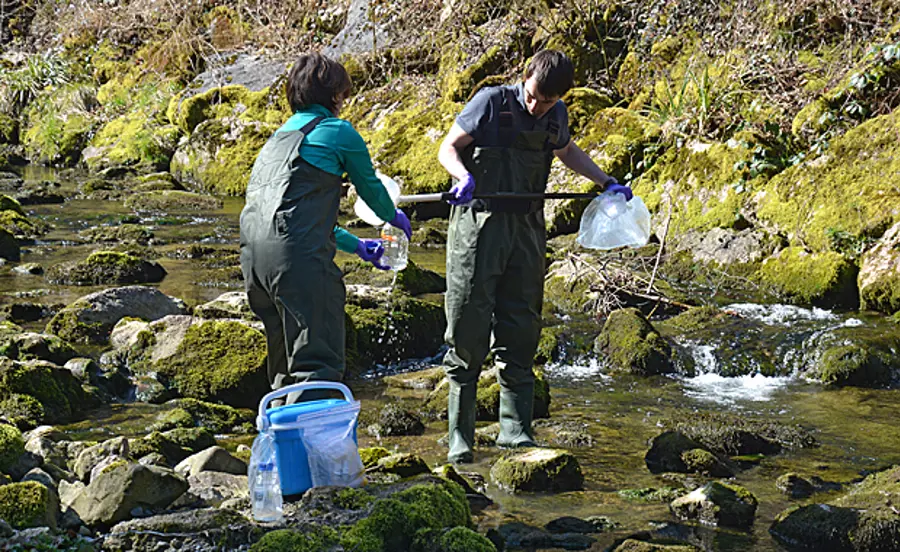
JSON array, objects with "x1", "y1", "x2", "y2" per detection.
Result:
[
  {"x1": 437, "y1": 50, "x2": 634, "y2": 463},
  {"x1": 240, "y1": 53, "x2": 412, "y2": 405}
]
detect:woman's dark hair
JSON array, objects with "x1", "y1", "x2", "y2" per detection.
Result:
[
  {"x1": 524, "y1": 50, "x2": 575, "y2": 99},
  {"x1": 286, "y1": 53, "x2": 352, "y2": 114}
]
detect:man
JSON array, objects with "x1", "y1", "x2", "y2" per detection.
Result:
[{"x1": 437, "y1": 49, "x2": 633, "y2": 463}]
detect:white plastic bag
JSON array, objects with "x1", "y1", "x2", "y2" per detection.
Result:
[
  {"x1": 577, "y1": 192, "x2": 651, "y2": 250},
  {"x1": 302, "y1": 404, "x2": 365, "y2": 488},
  {"x1": 354, "y1": 172, "x2": 400, "y2": 226}
]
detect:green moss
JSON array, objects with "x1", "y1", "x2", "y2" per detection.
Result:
[
  {"x1": 45, "y1": 300, "x2": 107, "y2": 345},
  {"x1": 359, "y1": 446, "x2": 392, "y2": 468},
  {"x1": 46, "y1": 250, "x2": 166, "y2": 286},
  {"x1": 78, "y1": 224, "x2": 154, "y2": 245},
  {"x1": 152, "y1": 407, "x2": 194, "y2": 431},
  {"x1": 22, "y1": 84, "x2": 97, "y2": 166},
  {"x1": 757, "y1": 247, "x2": 859, "y2": 308},
  {"x1": 563, "y1": 88, "x2": 614, "y2": 135},
  {"x1": 0, "y1": 481, "x2": 53, "y2": 529},
  {"x1": 153, "y1": 321, "x2": 269, "y2": 408},
  {"x1": 440, "y1": 45, "x2": 507, "y2": 103},
  {"x1": 250, "y1": 527, "x2": 339, "y2": 552},
  {"x1": 818, "y1": 344, "x2": 892, "y2": 387},
  {"x1": 680, "y1": 448, "x2": 727, "y2": 476},
  {"x1": 86, "y1": 109, "x2": 181, "y2": 172},
  {"x1": 0, "y1": 112, "x2": 18, "y2": 144},
  {"x1": 439, "y1": 527, "x2": 496, "y2": 552},
  {"x1": 860, "y1": 273, "x2": 900, "y2": 315},
  {"x1": 757, "y1": 107, "x2": 900, "y2": 253},
  {"x1": 0, "y1": 423, "x2": 25, "y2": 474},
  {"x1": 0, "y1": 209, "x2": 47, "y2": 238},
  {"x1": 124, "y1": 190, "x2": 223, "y2": 212},
  {"x1": 372, "y1": 453, "x2": 430, "y2": 478},
  {"x1": 167, "y1": 84, "x2": 288, "y2": 134},
  {"x1": 490, "y1": 449, "x2": 584, "y2": 492},
  {"x1": 594, "y1": 308, "x2": 674, "y2": 375},
  {"x1": 0, "y1": 194, "x2": 24, "y2": 215},
  {"x1": 334, "y1": 488, "x2": 375, "y2": 510},
  {"x1": 660, "y1": 306, "x2": 728, "y2": 333},
  {"x1": 618, "y1": 487, "x2": 687, "y2": 503},
  {"x1": 0, "y1": 358, "x2": 85, "y2": 423},
  {"x1": 340, "y1": 480, "x2": 471, "y2": 552},
  {"x1": 129, "y1": 428, "x2": 215, "y2": 464},
  {"x1": 0, "y1": 393, "x2": 44, "y2": 430},
  {"x1": 167, "y1": 398, "x2": 255, "y2": 433}
]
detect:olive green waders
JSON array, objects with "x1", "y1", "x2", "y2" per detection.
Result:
[
  {"x1": 444, "y1": 126, "x2": 555, "y2": 463},
  {"x1": 240, "y1": 117, "x2": 345, "y2": 404}
]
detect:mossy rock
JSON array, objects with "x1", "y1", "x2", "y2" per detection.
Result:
[
  {"x1": 370, "y1": 453, "x2": 431, "y2": 479},
  {"x1": 671, "y1": 410, "x2": 817, "y2": 456},
  {"x1": 152, "y1": 320, "x2": 270, "y2": 409},
  {"x1": 0, "y1": 357, "x2": 90, "y2": 424},
  {"x1": 0, "y1": 112, "x2": 18, "y2": 144},
  {"x1": 129, "y1": 427, "x2": 216, "y2": 465},
  {"x1": 250, "y1": 526, "x2": 339, "y2": 552},
  {"x1": 0, "y1": 423, "x2": 24, "y2": 474},
  {"x1": 438, "y1": 526, "x2": 497, "y2": 552},
  {"x1": 618, "y1": 487, "x2": 687, "y2": 503},
  {"x1": 0, "y1": 481, "x2": 57, "y2": 529},
  {"x1": 0, "y1": 393, "x2": 44, "y2": 429},
  {"x1": 167, "y1": 83, "x2": 289, "y2": 135},
  {"x1": 490, "y1": 448, "x2": 584, "y2": 492},
  {"x1": 21, "y1": 84, "x2": 97, "y2": 166},
  {"x1": 563, "y1": 88, "x2": 614, "y2": 135},
  {"x1": 534, "y1": 323, "x2": 599, "y2": 365},
  {"x1": 78, "y1": 224, "x2": 154, "y2": 245},
  {"x1": 610, "y1": 540, "x2": 700, "y2": 552},
  {"x1": 343, "y1": 258, "x2": 445, "y2": 296},
  {"x1": 658, "y1": 306, "x2": 729, "y2": 333},
  {"x1": 757, "y1": 106, "x2": 900, "y2": 254},
  {"x1": 83, "y1": 107, "x2": 182, "y2": 172},
  {"x1": 0, "y1": 209, "x2": 49, "y2": 239},
  {"x1": 439, "y1": 44, "x2": 509, "y2": 103},
  {"x1": 594, "y1": 308, "x2": 674, "y2": 375},
  {"x1": 155, "y1": 398, "x2": 255, "y2": 433},
  {"x1": 339, "y1": 478, "x2": 471, "y2": 552},
  {"x1": 46, "y1": 250, "x2": 166, "y2": 286},
  {"x1": 0, "y1": 194, "x2": 24, "y2": 214},
  {"x1": 817, "y1": 344, "x2": 894, "y2": 387},
  {"x1": 858, "y1": 221, "x2": 900, "y2": 315},
  {"x1": 171, "y1": 117, "x2": 278, "y2": 196},
  {"x1": 670, "y1": 481, "x2": 758, "y2": 529},
  {"x1": 0, "y1": 331, "x2": 77, "y2": 365},
  {"x1": 756, "y1": 247, "x2": 859, "y2": 308},
  {"x1": 0, "y1": 227, "x2": 19, "y2": 261},
  {"x1": 359, "y1": 446, "x2": 392, "y2": 469},
  {"x1": 124, "y1": 190, "x2": 223, "y2": 212},
  {"x1": 644, "y1": 430, "x2": 731, "y2": 476}
]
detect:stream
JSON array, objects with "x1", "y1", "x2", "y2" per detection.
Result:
[{"x1": 6, "y1": 168, "x2": 900, "y2": 551}]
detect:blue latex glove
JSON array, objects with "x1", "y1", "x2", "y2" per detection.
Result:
[
  {"x1": 605, "y1": 178, "x2": 633, "y2": 201},
  {"x1": 389, "y1": 209, "x2": 412, "y2": 240},
  {"x1": 448, "y1": 173, "x2": 475, "y2": 206},
  {"x1": 355, "y1": 238, "x2": 389, "y2": 270}
]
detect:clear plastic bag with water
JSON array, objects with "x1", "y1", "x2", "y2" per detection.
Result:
[
  {"x1": 577, "y1": 191, "x2": 652, "y2": 250},
  {"x1": 302, "y1": 403, "x2": 365, "y2": 488},
  {"x1": 248, "y1": 430, "x2": 283, "y2": 522}
]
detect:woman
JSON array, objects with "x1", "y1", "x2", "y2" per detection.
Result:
[{"x1": 240, "y1": 52, "x2": 412, "y2": 404}]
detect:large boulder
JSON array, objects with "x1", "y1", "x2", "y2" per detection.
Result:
[
  {"x1": 103, "y1": 508, "x2": 256, "y2": 552},
  {"x1": 0, "y1": 357, "x2": 92, "y2": 425},
  {"x1": 73, "y1": 436, "x2": 129, "y2": 482},
  {"x1": 68, "y1": 462, "x2": 188, "y2": 529},
  {"x1": 595, "y1": 308, "x2": 675, "y2": 375},
  {"x1": 858, "y1": 221, "x2": 900, "y2": 314},
  {"x1": 490, "y1": 449, "x2": 583, "y2": 492},
  {"x1": 45, "y1": 286, "x2": 187, "y2": 345},
  {"x1": 757, "y1": 247, "x2": 859, "y2": 309}
]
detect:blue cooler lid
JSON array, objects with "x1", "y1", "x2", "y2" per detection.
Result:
[{"x1": 267, "y1": 399, "x2": 347, "y2": 426}]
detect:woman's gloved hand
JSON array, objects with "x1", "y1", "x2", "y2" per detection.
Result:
[
  {"x1": 355, "y1": 239, "x2": 389, "y2": 270},
  {"x1": 605, "y1": 178, "x2": 633, "y2": 201},
  {"x1": 390, "y1": 209, "x2": 413, "y2": 240},
  {"x1": 448, "y1": 173, "x2": 475, "y2": 206}
]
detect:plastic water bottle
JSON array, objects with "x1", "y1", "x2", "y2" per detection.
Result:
[
  {"x1": 598, "y1": 190, "x2": 626, "y2": 219},
  {"x1": 251, "y1": 461, "x2": 283, "y2": 522},
  {"x1": 380, "y1": 223, "x2": 408, "y2": 271}
]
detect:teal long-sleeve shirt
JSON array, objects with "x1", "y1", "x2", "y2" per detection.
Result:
[{"x1": 277, "y1": 104, "x2": 396, "y2": 253}]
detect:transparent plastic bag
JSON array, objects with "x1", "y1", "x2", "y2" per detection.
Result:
[
  {"x1": 577, "y1": 191, "x2": 651, "y2": 250},
  {"x1": 248, "y1": 430, "x2": 283, "y2": 522},
  {"x1": 302, "y1": 405, "x2": 364, "y2": 488}
]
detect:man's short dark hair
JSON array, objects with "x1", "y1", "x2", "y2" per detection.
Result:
[
  {"x1": 525, "y1": 50, "x2": 575, "y2": 98},
  {"x1": 286, "y1": 52, "x2": 352, "y2": 114}
]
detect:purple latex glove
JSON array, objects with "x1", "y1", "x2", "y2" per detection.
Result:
[
  {"x1": 355, "y1": 238, "x2": 389, "y2": 270},
  {"x1": 605, "y1": 178, "x2": 633, "y2": 201},
  {"x1": 448, "y1": 173, "x2": 475, "y2": 206},
  {"x1": 389, "y1": 209, "x2": 412, "y2": 240}
]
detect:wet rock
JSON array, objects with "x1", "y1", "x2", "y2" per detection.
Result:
[
  {"x1": 128, "y1": 427, "x2": 216, "y2": 465},
  {"x1": 0, "y1": 422, "x2": 25, "y2": 474},
  {"x1": 103, "y1": 507, "x2": 255, "y2": 551},
  {"x1": 595, "y1": 308, "x2": 675, "y2": 375},
  {"x1": 5, "y1": 448, "x2": 42, "y2": 481},
  {"x1": 0, "y1": 227, "x2": 18, "y2": 261},
  {"x1": 609, "y1": 539, "x2": 700, "y2": 551},
  {"x1": 433, "y1": 464, "x2": 493, "y2": 512},
  {"x1": 534, "y1": 419, "x2": 594, "y2": 448},
  {"x1": 11, "y1": 262, "x2": 44, "y2": 275},
  {"x1": 22, "y1": 466, "x2": 55, "y2": 489},
  {"x1": 153, "y1": 398, "x2": 255, "y2": 433},
  {"x1": 369, "y1": 452, "x2": 430, "y2": 478},
  {"x1": 368, "y1": 403, "x2": 425, "y2": 437},
  {"x1": 645, "y1": 431, "x2": 733, "y2": 476},
  {"x1": 0, "y1": 518, "x2": 11, "y2": 538},
  {"x1": 0, "y1": 357, "x2": 94, "y2": 426},
  {"x1": 670, "y1": 481, "x2": 758, "y2": 529},
  {"x1": 757, "y1": 247, "x2": 859, "y2": 309},
  {"x1": 0, "y1": 331, "x2": 77, "y2": 364},
  {"x1": 194, "y1": 291, "x2": 256, "y2": 320},
  {"x1": 545, "y1": 516, "x2": 599, "y2": 534},
  {"x1": 74, "y1": 436, "x2": 129, "y2": 482},
  {"x1": 776, "y1": 472, "x2": 842, "y2": 499},
  {"x1": 69, "y1": 462, "x2": 188, "y2": 529},
  {"x1": 0, "y1": 481, "x2": 58, "y2": 529},
  {"x1": 491, "y1": 449, "x2": 584, "y2": 493},
  {"x1": 11, "y1": 180, "x2": 66, "y2": 205},
  {"x1": 175, "y1": 471, "x2": 248, "y2": 508},
  {"x1": 619, "y1": 487, "x2": 688, "y2": 503},
  {"x1": 45, "y1": 286, "x2": 187, "y2": 345},
  {"x1": 859, "y1": 221, "x2": 900, "y2": 314},
  {"x1": 771, "y1": 464, "x2": 900, "y2": 551},
  {"x1": 343, "y1": 257, "x2": 446, "y2": 295},
  {"x1": 46, "y1": 250, "x2": 167, "y2": 287},
  {"x1": 174, "y1": 446, "x2": 246, "y2": 478},
  {"x1": 671, "y1": 411, "x2": 817, "y2": 455},
  {"x1": 0, "y1": 301, "x2": 46, "y2": 322},
  {"x1": 496, "y1": 521, "x2": 596, "y2": 550},
  {"x1": 78, "y1": 224, "x2": 154, "y2": 245},
  {"x1": 383, "y1": 365, "x2": 445, "y2": 390}
]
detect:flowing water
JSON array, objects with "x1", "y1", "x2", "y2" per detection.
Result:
[{"x1": 9, "y1": 168, "x2": 900, "y2": 551}]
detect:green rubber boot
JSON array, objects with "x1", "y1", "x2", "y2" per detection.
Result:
[
  {"x1": 447, "y1": 381, "x2": 477, "y2": 464},
  {"x1": 496, "y1": 382, "x2": 538, "y2": 449}
]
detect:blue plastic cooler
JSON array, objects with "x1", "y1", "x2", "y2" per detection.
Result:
[{"x1": 256, "y1": 382, "x2": 360, "y2": 496}]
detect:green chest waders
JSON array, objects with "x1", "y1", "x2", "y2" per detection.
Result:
[
  {"x1": 239, "y1": 117, "x2": 347, "y2": 404},
  {"x1": 444, "y1": 99, "x2": 558, "y2": 463}
]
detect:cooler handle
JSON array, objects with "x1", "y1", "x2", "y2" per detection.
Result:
[{"x1": 256, "y1": 381, "x2": 355, "y2": 431}]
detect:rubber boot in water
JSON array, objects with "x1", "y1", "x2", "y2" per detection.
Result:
[
  {"x1": 447, "y1": 381, "x2": 477, "y2": 463},
  {"x1": 496, "y1": 382, "x2": 538, "y2": 448}
]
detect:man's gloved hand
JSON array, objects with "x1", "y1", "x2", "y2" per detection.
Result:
[
  {"x1": 605, "y1": 178, "x2": 633, "y2": 201},
  {"x1": 355, "y1": 238, "x2": 389, "y2": 270},
  {"x1": 389, "y1": 209, "x2": 412, "y2": 240},
  {"x1": 448, "y1": 173, "x2": 475, "y2": 206}
]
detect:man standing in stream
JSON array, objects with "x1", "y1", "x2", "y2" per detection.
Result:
[{"x1": 437, "y1": 49, "x2": 634, "y2": 464}]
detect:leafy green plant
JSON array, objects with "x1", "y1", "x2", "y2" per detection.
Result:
[{"x1": 0, "y1": 52, "x2": 71, "y2": 111}]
